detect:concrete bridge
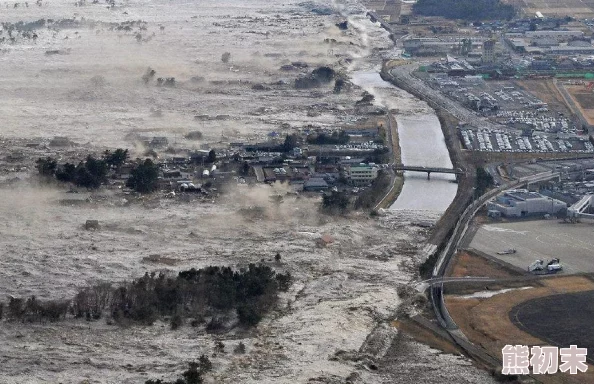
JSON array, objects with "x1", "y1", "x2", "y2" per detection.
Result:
[{"x1": 391, "y1": 164, "x2": 465, "y2": 179}]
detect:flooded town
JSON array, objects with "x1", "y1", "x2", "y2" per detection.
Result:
[{"x1": 2, "y1": 0, "x2": 594, "y2": 383}]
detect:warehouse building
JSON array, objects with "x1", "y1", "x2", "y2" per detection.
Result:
[{"x1": 487, "y1": 189, "x2": 567, "y2": 218}]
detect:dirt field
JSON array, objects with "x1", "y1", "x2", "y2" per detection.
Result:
[
  {"x1": 562, "y1": 84, "x2": 594, "y2": 126},
  {"x1": 515, "y1": 80, "x2": 573, "y2": 118},
  {"x1": 511, "y1": 289, "x2": 594, "y2": 362},
  {"x1": 446, "y1": 276, "x2": 594, "y2": 383},
  {"x1": 515, "y1": 0, "x2": 594, "y2": 18},
  {"x1": 449, "y1": 250, "x2": 520, "y2": 279}
]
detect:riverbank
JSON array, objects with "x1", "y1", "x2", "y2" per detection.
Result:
[
  {"x1": 375, "y1": 113, "x2": 404, "y2": 210},
  {"x1": 380, "y1": 62, "x2": 475, "y2": 249}
]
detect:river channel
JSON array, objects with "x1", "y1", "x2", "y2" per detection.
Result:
[{"x1": 350, "y1": 71, "x2": 458, "y2": 214}]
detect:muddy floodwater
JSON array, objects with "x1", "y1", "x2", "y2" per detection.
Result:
[
  {"x1": 349, "y1": 71, "x2": 458, "y2": 214},
  {"x1": 0, "y1": 0, "x2": 493, "y2": 382}
]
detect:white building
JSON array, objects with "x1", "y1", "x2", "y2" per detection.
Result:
[
  {"x1": 487, "y1": 189, "x2": 566, "y2": 218},
  {"x1": 344, "y1": 164, "x2": 380, "y2": 186}
]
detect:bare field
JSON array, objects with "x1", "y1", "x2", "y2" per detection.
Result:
[
  {"x1": 449, "y1": 250, "x2": 519, "y2": 279},
  {"x1": 516, "y1": 0, "x2": 594, "y2": 18},
  {"x1": 564, "y1": 85, "x2": 594, "y2": 126},
  {"x1": 514, "y1": 80, "x2": 572, "y2": 118},
  {"x1": 446, "y1": 276, "x2": 594, "y2": 383}
]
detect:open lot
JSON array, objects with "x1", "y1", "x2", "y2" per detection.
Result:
[
  {"x1": 446, "y1": 276, "x2": 594, "y2": 383},
  {"x1": 511, "y1": 290, "x2": 594, "y2": 362},
  {"x1": 516, "y1": 0, "x2": 594, "y2": 18},
  {"x1": 470, "y1": 220, "x2": 594, "y2": 274},
  {"x1": 563, "y1": 85, "x2": 594, "y2": 126}
]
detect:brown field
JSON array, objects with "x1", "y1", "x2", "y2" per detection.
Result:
[
  {"x1": 446, "y1": 276, "x2": 594, "y2": 383},
  {"x1": 545, "y1": 83, "x2": 594, "y2": 125},
  {"x1": 515, "y1": 0, "x2": 594, "y2": 18},
  {"x1": 449, "y1": 250, "x2": 519, "y2": 279},
  {"x1": 515, "y1": 79, "x2": 573, "y2": 117}
]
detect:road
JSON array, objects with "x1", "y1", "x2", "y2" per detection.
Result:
[
  {"x1": 388, "y1": 64, "x2": 506, "y2": 131},
  {"x1": 429, "y1": 170, "x2": 561, "y2": 344}
]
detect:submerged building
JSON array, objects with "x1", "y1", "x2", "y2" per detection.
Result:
[{"x1": 487, "y1": 189, "x2": 566, "y2": 218}]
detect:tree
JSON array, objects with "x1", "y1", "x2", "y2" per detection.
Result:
[
  {"x1": 221, "y1": 52, "x2": 231, "y2": 63},
  {"x1": 475, "y1": 167, "x2": 494, "y2": 196},
  {"x1": 281, "y1": 134, "x2": 299, "y2": 152},
  {"x1": 36, "y1": 157, "x2": 57, "y2": 176},
  {"x1": 127, "y1": 159, "x2": 160, "y2": 193},
  {"x1": 55, "y1": 163, "x2": 76, "y2": 183},
  {"x1": 321, "y1": 191, "x2": 350, "y2": 213},
  {"x1": 73, "y1": 156, "x2": 108, "y2": 189},
  {"x1": 207, "y1": 149, "x2": 217, "y2": 164},
  {"x1": 103, "y1": 148, "x2": 129, "y2": 169},
  {"x1": 274, "y1": 253, "x2": 281, "y2": 263},
  {"x1": 198, "y1": 355, "x2": 212, "y2": 373},
  {"x1": 170, "y1": 313, "x2": 183, "y2": 330},
  {"x1": 241, "y1": 161, "x2": 250, "y2": 176},
  {"x1": 237, "y1": 304, "x2": 261, "y2": 326},
  {"x1": 182, "y1": 362, "x2": 203, "y2": 384},
  {"x1": 334, "y1": 78, "x2": 345, "y2": 94}
]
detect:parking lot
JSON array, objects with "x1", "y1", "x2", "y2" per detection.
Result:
[
  {"x1": 460, "y1": 128, "x2": 594, "y2": 153},
  {"x1": 470, "y1": 220, "x2": 594, "y2": 274}
]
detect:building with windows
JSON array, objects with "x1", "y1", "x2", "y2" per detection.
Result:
[
  {"x1": 344, "y1": 164, "x2": 380, "y2": 186},
  {"x1": 482, "y1": 39, "x2": 496, "y2": 63}
]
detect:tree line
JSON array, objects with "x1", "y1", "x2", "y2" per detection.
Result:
[
  {"x1": 2, "y1": 264, "x2": 291, "y2": 329},
  {"x1": 36, "y1": 149, "x2": 161, "y2": 193}
]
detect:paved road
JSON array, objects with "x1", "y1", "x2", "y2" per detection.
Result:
[{"x1": 388, "y1": 65, "x2": 506, "y2": 131}]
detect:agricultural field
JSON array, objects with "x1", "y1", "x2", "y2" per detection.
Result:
[{"x1": 514, "y1": 0, "x2": 594, "y2": 18}]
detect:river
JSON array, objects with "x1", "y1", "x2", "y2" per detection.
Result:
[{"x1": 350, "y1": 71, "x2": 458, "y2": 215}]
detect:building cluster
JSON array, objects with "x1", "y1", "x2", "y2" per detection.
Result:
[
  {"x1": 130, "y1": 125, "x2": 388, "y2": 196},
  {"x1": 505, "y1": 30, "x2": 594, "y2": 55},
  {"x1": 487, "y1": 189, "x2": 567, "y2": 218},
  {"x1": 403, "y1": 36, "x2": 494, "y2": 61},
  {"x1": 250, "y1": 158, "x2": 382, "y2": 192}
]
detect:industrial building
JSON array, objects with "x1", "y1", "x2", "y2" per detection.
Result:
[
  {"x1": 403, "y1": 37, "x2": 484, "y2": 56},
  {"x1": 568, "y1": 194, "x2": 594, "y2": 220},
  {"x1": 525, "y1": 30, "x2": 584, "y2": 42},
  {"x1": 487, "y1": 189, "x2": 567, "y2": 218}
]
